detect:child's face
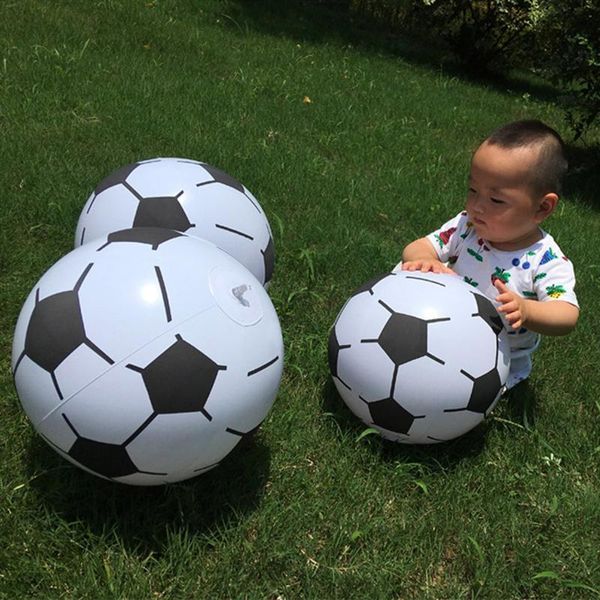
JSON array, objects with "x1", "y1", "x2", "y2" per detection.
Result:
[{"x1": 465, "y1": 141, "x2": 555, "y2": 251}]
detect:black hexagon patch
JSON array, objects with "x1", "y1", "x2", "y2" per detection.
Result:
[
  {"x1": 377, "y1": 313, "x2": 429, "y2": 366},
  {"x1": 61, "y1": 414, "x2": 164, "y2": 479},
  {"x1": 463, "y1": 368, "x2": 502, "y2": 414},
  {"x1": 24, "y1": 290, "x2": 87, "y2": 373},
  {"x1": 100, "y1": 227, "x2": 183, "y2": 250},
  {"x1": 127, "y1": 334, "x2": 226, "y2": 418},
  {"x1": 14, "y1": 263, "x2": 113, "y2": 399},
  {"x1": 133, "y1": 195, "x2": 193, "y2": 232},
  {"x1": 363, "y1": 396, "x2": 424, "y2": 435}
]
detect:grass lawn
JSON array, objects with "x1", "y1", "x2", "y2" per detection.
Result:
[{"x1": 1, "y1": 1, "x2": 599, "y2": 598}]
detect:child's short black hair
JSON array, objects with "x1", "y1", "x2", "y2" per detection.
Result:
[{"x1": 485, "y1": 119, "x2": 568, "y2": 196}]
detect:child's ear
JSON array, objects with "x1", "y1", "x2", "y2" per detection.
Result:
[{"x1": 536, "y1": 193, "x2": 558, "y2": 222}]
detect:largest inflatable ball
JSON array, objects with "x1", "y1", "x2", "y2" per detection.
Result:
[
  {"x1": 12, "y1": 228, "x2": 284, "y2": 485},
  {"x1": 328, "y1": 271, "x2": 510, "y2": 444}
]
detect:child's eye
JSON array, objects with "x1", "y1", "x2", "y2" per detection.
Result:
[
  {"x1": 468, "y1": 188, "x2": 477, "y2": 194},
  {"x1": 491, "y1": 197, "x2": 505, "y2": 204}
]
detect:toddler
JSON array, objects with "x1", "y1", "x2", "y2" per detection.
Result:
[{"x1": 396, "y1": 120, "x2": 579, "y2": 389}]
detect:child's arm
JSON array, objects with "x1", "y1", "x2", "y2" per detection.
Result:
[
  {"x1": 401, "y1": 238, "x2": 455, "y2": 274},
  {"x1": 494, "y1": 279, "x2": 579, "y2": 335}
]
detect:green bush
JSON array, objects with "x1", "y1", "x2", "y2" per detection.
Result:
[
  {"x1": 534, "y1": 0, "x2": 600, "y2": 139},
  {"x1": 346, "y1": 0, "x2": 600, "y2": 137},
  {"x1": 406, "y1": 0, "x2": 539, "y2": 72},
  {"x1": 350, "y1": 0, "x2": 412, "y2": 26}
]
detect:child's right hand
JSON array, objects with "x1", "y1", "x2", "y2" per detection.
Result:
[{"x1": 400, "y1": 259, "x2": 456, "y2": 275}]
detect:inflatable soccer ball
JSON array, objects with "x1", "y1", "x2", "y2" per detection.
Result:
[
  {"x1": 74, "y1": 158, "x2": 275, "y2": 287},
  {"x1": 12, "y1": 228, "x2": 283, "y2": 485},
  {"x1": 328, "y1": 271, "x2": 510, "y2": 443}
]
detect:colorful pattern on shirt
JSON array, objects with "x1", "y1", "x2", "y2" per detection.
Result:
[
  {"x1": 540, "y1": 248, "x2": 558, "y2": 265},
  {"x1": 492, "y1": 267, "x2": 510, "y2": 284},
  {"x1": 425, "y1": 211, "x2": 578, "y2": 356},
  {"x1": 434, "y1": 227, "x2": 457, "y2": 249},
  {"x1": 546, "y1": 284, "x2": 567, "y2": 298}
]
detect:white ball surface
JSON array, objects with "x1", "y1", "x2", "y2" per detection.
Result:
[
  {"x1": 328, "y1": 271, "x2": 510, "y2": 444},
  {"x1": 12, "y1": 228, "x2": 283, "y2": 485},
  {"x1": 74, "y1": 158, "x2": 275, "y2": 287}
]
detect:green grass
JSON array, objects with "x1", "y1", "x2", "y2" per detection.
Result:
[{"x1": 1, "y1": 1, "x2": 599, "y2": 598}]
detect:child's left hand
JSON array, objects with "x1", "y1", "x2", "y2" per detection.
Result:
[{"x1": 493, "y1": 279, "x2": 528, "y2": 330}]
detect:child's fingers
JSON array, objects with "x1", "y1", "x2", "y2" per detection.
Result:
[
  {"x1": 402, "y1": 260, "x2": 453, "y2": 274},
  {"x1": 499, "y1": 303, "x2": 522, "y2": 328},
  {"x1": 499, "y1": 304, "x2": 522, "y2": 327},
  {"x1": 505, "y1": 312, "x2": 522, "y2": 329},
  {"x1": 496, "y1": 295, "x2": 515, "y2": 310},
  {"x1": 492, "y1": 280, "x2": 525, "y2": 329},
  {"x1": 493, "y1": 278, "x2": 509, "y2": 294},
  {"x1": 426, "y1": 262, "x2": 449, "y2": 274}
]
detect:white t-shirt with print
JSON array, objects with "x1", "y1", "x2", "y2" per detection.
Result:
[{"x1": 425, "y1": 211, "x2": 579, "y2": 355}]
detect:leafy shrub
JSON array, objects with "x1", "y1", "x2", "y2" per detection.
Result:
[
  {"x1": 534, "y1": 0, "x2": 600, "y2": 139},
  {"x1": 406, "y1": 0, "x2": 539, "y2": 72},
  {"x1": 345, "y1": 0, "x2": 600, "y2": 137}
]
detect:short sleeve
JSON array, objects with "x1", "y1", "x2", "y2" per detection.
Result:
[
  {"x1": 425, "y1": 212, "x2": 473, "y2": 263},
  {"x1": 533, "y1": 249, "x2": 579, "y2": 308}
]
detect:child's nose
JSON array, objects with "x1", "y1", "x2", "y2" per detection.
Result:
[{"x1": 469, "y1": 194, "x2": 484, "y2": 213}]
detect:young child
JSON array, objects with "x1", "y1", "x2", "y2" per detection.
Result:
[{"x1": 396, "y1": 120, "x2": 579, "y2": 389}]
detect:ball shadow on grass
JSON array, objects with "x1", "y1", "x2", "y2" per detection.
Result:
[
  {"x1": 503, "y1": 379, "x2": 537, "y2": 429},
  {"x1": 321, "y1": 376, "x2": 490, "y2": 474},
  {"x1": 25, "y1": 431, "x2": 271, "y2": 554}
]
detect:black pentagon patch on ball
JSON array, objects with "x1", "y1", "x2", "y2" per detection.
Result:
[
  {"x1": 69, "y1": 437, "x2": 138, "y2": 478},
  {"x1": 367, "y1": 397, "x2": 416, "y2": 435},
  {"x1": 262, "y1": 236, "x2": 275, "y2": 284},
  {"x1": 352, "y1": 272, "x2": 394, "y2": 297},
  {"x1": 24, "y1": 291, "x2": 86, "y2": 372},
  {"x1": 472, "y1": 292, "x2": 504, "y2": 337},
  {"x1": 465, "y1": 368, "x2": 502, "y2": 413},
  {"x1": 94, "y1": 162, "x2": 139, "y2": 195},
  {"x1": 378, "y1": 313, "x2": 428, "y2": 366},
  {"x1": 128, "y1": 335, "x2": 226, "y2": 414},
  {"x1": 202, "y1": 163, "x2": 245, "y2": 193},
  {"x1": 133, "y1": 196, "x2": 193, "y2": 232},
  {"x1": 102, "y1": 227, "x2": 183, "y2": 250}
]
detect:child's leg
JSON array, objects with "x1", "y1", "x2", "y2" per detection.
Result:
[
  {"x1": 505, "y1": 354, "x2": 533, "y2": 390},
  {"x1": 505, "y1": 338, "x2": 539, "y2": 390}
]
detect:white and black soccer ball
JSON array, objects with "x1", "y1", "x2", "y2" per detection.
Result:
[
  {"x1": 74, "y1": 158, "x2": 275, "y2": 287},
  {"x1": 328, "y1": 271, "x2": 510, "y2": 444},
  {"x1": 12, "y1": 228, "x2": 283, "y2": 485}
]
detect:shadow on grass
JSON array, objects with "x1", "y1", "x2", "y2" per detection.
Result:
[
  {"x1": 322, "y1": 377, "x2": 489, "y2": 474},
  {"x1": 225, "y1": 0, "x2": 560, "y2": 108},
  {"x1": 565, "y1": 143, "x2": 600, "y2": 209},
  {"x1": 225, "y1": 1, "x2": 599, "y2": 209},
  {"x1": 503, "y1": 379, "x2": 538, "y2": 429},
  {"x1": 26, "y1": 433, "x2": 270, "y2": 554}
]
